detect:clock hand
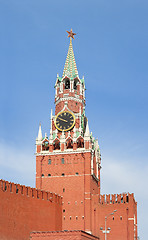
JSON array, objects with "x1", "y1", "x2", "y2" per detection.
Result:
[{"x1": 58, "y1": 117, "x2": 68, "y2": 123}]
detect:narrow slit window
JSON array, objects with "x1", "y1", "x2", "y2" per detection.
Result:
[{"x1": 48, "y1": 159, "x2": 51, "y2": 165}]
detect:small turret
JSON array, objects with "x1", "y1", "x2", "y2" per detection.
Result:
[
  {"x1": 37, "y1": 123, "x2": 42, "y2": 141},
  {"x1": 84, "y1": 120, "x2": 90, "y2": 139},
  {"x1": 36, "y1": 123, "x2": 43, "y2": 153},
  {"x1": 84, "y1": 120, "x2": 90, "y2": 149}
]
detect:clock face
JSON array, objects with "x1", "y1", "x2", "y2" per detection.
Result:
[{"x1": 55, "y1": 111, "x2": 75, "y2": 132}]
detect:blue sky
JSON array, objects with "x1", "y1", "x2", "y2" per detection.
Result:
[{"x1": 0, "y1": 0, "x2": 148, "y2": 239}]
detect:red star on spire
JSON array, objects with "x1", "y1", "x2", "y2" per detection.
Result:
[{"x1": 66, "y1": 29, "x2": 76, "y2": 39}]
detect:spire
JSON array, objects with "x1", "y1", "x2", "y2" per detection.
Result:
[
  {"x1": 84, "y1": 120, "x2": 90, "y2": 137},
  {"x1": 37, "y1": 123, "x2": 42, "y2": 141},
  {"x1": 63, "y1": 29, "x2": 79, "y2": 79}
]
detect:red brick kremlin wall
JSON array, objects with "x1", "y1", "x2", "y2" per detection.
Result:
[
  {"x1": 0, "y1": 180, "x2": 62, "y2": 240},
  {"x1": 30, "y1": 230, "x2": 100, "y2": 240},
  {"x1": 97, "y1": 193, "x2": 138, "y2": 240}
]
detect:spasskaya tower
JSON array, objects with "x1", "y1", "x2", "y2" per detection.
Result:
[
  {"x1": 35, "y1": 30, "x2": 137, "y2": 240},
  {"x1": 35, "y1": 29, "x2": 101, "y2": 235}
]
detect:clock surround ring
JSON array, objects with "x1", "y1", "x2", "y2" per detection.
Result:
[{"x1": 55, "y1": 110, "x2": 75, "y2": 132}]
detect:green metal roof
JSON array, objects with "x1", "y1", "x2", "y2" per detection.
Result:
[
  {"x1": 56, "y1": 39, "x2": 85, "y2": 85},
  {"x1": 63, "y1": 38, "x2": 79, "y2": 79}
]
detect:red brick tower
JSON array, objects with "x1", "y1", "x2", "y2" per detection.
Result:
[
  {"x1": 35, "y1": 30, "x2": 138, "y2": 239},
  {"x1": 35, "y1": 29, "x2": 101, "y2": 235}
]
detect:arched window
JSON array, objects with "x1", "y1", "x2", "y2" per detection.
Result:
[
  {"x1": 74, "y1": 79, "x2": 78, "y2": 90},
  {"x1": 42, "y1": 141, "x2": 49, "y2": 151},
  {"x1": 66, "y1": 139, "x2": 73, "y2": 149},
  {"x1": 53, "y1": 140, "x2": 60, "y2": 150},
  {"x1": 65, "y1": 78, "x2": 70, "y2": 89},
  {"x1": 77, "y1": 138, "x2": 84, "y2": 148}
]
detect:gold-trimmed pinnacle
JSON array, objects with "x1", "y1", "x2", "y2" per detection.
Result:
[{"x1": 66, "y1": 29, "x2": 76, "y2": 39}]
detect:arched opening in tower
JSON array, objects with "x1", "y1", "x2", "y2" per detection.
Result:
[
  {"x1": 53, "y1": 140, "x2": 60, "y2": 150},
  {"x1": 66, "y1": 139, "x2": 73, "y2": 149},
  {"x1": 65, "y1": 78, "x2": 70, "y2": 89},
  {"x1": 77, "y1": 138, "x2": 84, "y2": 148},
  {"x1": 42, "y1": 141, "x2": 49, "y2": 151},
  {"x1": 73, "y1": 79, "x2": 78, "y2": 90}
]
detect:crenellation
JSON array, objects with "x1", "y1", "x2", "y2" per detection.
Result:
[
  {"x1": 112, "y1": 194, "x2": 115, "y2": 203},
  {"x1": 122, "y1": 193, "x2": 126, "y2": 203},
  {"x1": 48, "y1": 192, "x2": 53, "y2": 202},
  {"x1": 0, "y1": 179, "x2": 62, "y2": 205},
  {"x1": 15, "y1": 184, "x2": 19, "y2": 193},
  {"x1": 99, "y1": 193, "x2": 135, "y2": 205},
  {"x1": 11, "y1": 182, "x2": 16, "y2": 193},
  {"x1": 0, "y1": 180, "x2": 4, "y2": 191},
  {"x1": 52, "y1": 193, "x2": 57, "y2": 203},
  {"x1": 37, "y1": 189, "x2": 42, "y2": 199},
  {"x1": 106, "y1": 194, "x2": 110, "y2": 204},
  {"x1": 42, "y1": 191, "x2": 48, "y2": 200},
  {"x1": 27, "y1": 187, "x2": 31, "y2": 196},
  {"x1": 117, "y1": 194, "x2": 121, "y2": 203},
  {"x1": 100, "y1": 194, "x2": 105, "y2": 204}
]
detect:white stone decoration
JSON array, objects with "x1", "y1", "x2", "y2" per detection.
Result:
[{"x1": 37, "y1": 123, "x2": 42, "y2": 141}]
